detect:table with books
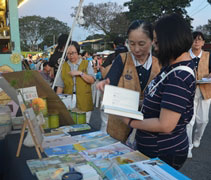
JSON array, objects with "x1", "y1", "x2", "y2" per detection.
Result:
[
  {"x1": 2, "y1": 123, "x2": 190, "y2": 180},
  {"x1": 2, "y1": 124, "x2": 96, "y2": 180}
]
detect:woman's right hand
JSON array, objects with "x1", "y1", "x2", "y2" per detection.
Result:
[{"x1": 96, "y1": 78, "x2": 110, "y2": 91}]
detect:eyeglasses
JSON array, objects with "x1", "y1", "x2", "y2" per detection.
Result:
[{"x1": 67, "y1": 52, "x2": 77, "y2": 56}]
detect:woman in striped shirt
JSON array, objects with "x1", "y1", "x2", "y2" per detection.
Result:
[{"x1": 122, "y1": 13, "x2": 196, "y2": 170}]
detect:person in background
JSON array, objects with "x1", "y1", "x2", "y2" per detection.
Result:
[
  {"x1": 81, "y1": 51, "x2": 90, "y2": 60},
  {"x1": 97, "y1": 20, "x2": 160, "y2": 133},
  {"x1": 101, "y1": 36, "x2": 128, "y2": 78},
  {"x1": 39, "y1": 62, "x2": 53, "y2": 86},
  {"x1": 186, "y1": 31, "x2": 211, "y2": 158},
  {"x1": 28, "y1": 60, "x2": 35, "y2": 70},
  {"x1": 36, "y1": 59, "x2": 44, "y2": 70},
  {"x1": 101, "y1": 36, "x2": 128, "y2": 75},
  {"x1": 22, "y1": 58, "x2": 30, "y2": 70},
  {"x1": 49, "y1": 34, "x2": 68, "y2": 78},
  {"x1": 120, "y1": 14, "x2": 195, "y2": 170},
  {"x1": 55, "y1": 41, "x2": 95, "y2": 123}
]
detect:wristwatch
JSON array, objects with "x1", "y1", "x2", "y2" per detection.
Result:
[
  {"x1": 80, "y1": 71, "x2": 84, "y2": 76},
  {"x1": 128, "y1": 119, "x2": 134, "y2": 128}
]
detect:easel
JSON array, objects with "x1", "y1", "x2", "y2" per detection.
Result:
[
  {"x1": 15, "y1": 87, "x2": 44, "y2": 159},
  {"x1": 16, "y1": 108, "x2": 44, "y2": 159},
  {"x1": 0, "y1": 77, "x2": 44, "y2": 159}
]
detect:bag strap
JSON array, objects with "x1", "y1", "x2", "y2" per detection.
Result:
[{"x1": 148, "y1": 65, "x2": 195, "y2": 95}]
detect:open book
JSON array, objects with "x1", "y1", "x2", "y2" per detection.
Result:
[{"x1": 101, "y1": 85, "x2": 143, "y2": 120}]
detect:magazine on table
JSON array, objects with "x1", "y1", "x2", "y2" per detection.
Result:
[
  {"x1": 44, "y1": 136, "x2": 118, "y2": 157},
  {"x1": 74, "y1": 164, "x2": 101, "y2": 180},
  {"x1": 53, "y1": 124, "x2": 91, "y2": 133},
  {"x1": 27, "y1": 154, "x2": 87, "y2": 175},
  {"x1": 44, "y1": 144, "x2": 79, "y2": 157},
  {"x1": 75, "y1": 135, "x2": 118, "y2": 150},
  {"x1": 112, "y1": 150, "x2": 149, "y2": 165},
  {"x1": 43, "y1": 131, "x2": 70, "y2": 139},
  {"x1": 90, "y1": 151, "x2": 149, "y2": 178},
  {"x1": 72, "y1": 131, "x2": 108, "y2": 143},
  {"x1": 105, "y1": 158, "x2": 191, "y2": 180},
  {"x1": 42, "y1": 135, "x2": 77, "y2": 148},
  {"x1": 101, "y1": 85, "x2": 143, "y2": 120},
  {"x1": 35, "y1": 166, "x2": 69, "y2": 180},
  {"x1": 79, "y1": 142, "x2": 134, "y2": 162},
  {"x1": 35, "y1": 162, "x2": 101, "y2": 180}
]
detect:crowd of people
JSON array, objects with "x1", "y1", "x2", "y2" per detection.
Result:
[{"x1": 20, "y1": 13, "x2": 211, "y2": 171}]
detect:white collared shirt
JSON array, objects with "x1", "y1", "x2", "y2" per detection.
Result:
[
  {"x1": 189, "y1": 49, "x2": 202, "y2": 59},
  {"x1": 131, "y1": 52, "x2": 152, "y2": 70}
]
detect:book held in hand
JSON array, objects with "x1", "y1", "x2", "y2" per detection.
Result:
[{"x1": 101, "y1": 85, "x2": 143, "y2": 120}]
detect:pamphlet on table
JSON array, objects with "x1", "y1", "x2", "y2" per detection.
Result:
[{"x1": 27, "y1": 153, "x2": 87, "y2": 175}]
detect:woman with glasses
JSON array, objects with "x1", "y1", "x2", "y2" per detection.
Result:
[
  {"x1": 186, "y1": 31, "x2": 211, "y2": 158},
  {"x1": 55, "y1": 41, "x2": 95, "y2": 122}
]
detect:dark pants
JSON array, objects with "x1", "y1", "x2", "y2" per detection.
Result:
[{"x1": 159, "y1": 153, "x2": 187, "y2": 170}]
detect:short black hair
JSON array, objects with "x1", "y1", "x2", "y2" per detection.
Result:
[
  {"x1": 113, "y1": 36, "x2": 125, "y2": 46},
  {"x1": 57, "y1": 34, "x2": 68, "y2": 50},
  {"x1": 81, "y1": 51, "x2": 89, "y2": 57},
  {"x1": 43, "y1": 62, "x2": 49, "y2": 67},
  {"x1": 127, "y1": 20, "x2": 153, "y2": 41},
  {"x1": 69, "y1": 41, "x2": 80, "y2": 54},
  {"x1": 192, "y1": 31, "x2": 205, "y2": 40},
  {"x1": 154, "y1": 13, "x2": 193, "y2": 66}
]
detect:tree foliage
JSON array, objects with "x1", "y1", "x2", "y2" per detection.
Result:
[
  {"x1": 72, "y1": 2, "x2": 129, "y2": 40},
  {"x1": 19, "y1": 16, "x2": 70, "y2": 51},
  {"x1": 124, "y1": 0, "x2": 193, "y2": 25},
  {"x1": 196, "y1": 19, "x2": 211, "y2": 43},
  {"x1": 85, "y1": 34, "x2": 105, "y2": 40}
]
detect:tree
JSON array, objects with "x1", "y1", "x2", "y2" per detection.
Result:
[
  {"x1": 38, "y1": 17, "x2": 70, "y2": 49},
  {"x1": 72, "y1": 2, "x2": 129, "y2": 40},
  {"x1": 196, "y1": 19, "x2": 211, "y2": 43},
  {"x1": 19, "y1": 16, "x2": 70, "y2": 51},
  {"x1": 19, "y1": 16, "x2": 45, "y2": 51},
  {"x1": 85, "y1": 34, "x2": 105, "y2": 40},
  {"x1": 124, "y1": 0, "x2": 193, "y2": 25}
]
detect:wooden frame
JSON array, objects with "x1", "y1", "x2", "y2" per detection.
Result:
[{"x1": 16, "y1": 108, "x2": 44, "y2": 159}]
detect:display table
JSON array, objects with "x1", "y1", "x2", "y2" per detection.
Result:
[{"x1": 2, "y1": 128, "x2": 96, "y2": 180}]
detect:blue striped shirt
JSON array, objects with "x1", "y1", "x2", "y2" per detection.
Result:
[{"x1": 136, "y1": 60, "x2": 196, "y2": 157}]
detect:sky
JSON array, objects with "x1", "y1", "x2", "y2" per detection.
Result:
[{"x1": 18, "y1": 0, "x2": 211, "y2": 41}]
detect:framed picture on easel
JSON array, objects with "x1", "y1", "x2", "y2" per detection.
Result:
[
  {"x1": 16, "y1": 87, "x2": 44, "y2": 159},
  {"x1": 0, "y1": 76, "x2": 44, "y2": 159},
  {"x1": 16, "y1": 107, "x2": 44, "y2": 159}
]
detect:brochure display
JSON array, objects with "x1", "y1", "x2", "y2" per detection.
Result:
[{"x1": 2, "y1": 71, "x2": 74, "y2": 125}]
